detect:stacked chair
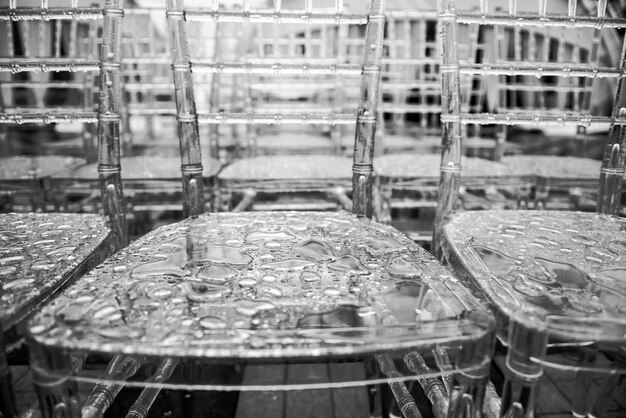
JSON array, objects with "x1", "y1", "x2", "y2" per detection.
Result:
[
  {"x1": 17, "y1": 1, "x2": 502, "y2": 418},
  {"x1": 435, "y1": 0, "x2": 626, "y2": 416},
  {"x1": 0, "y1": 1, "x2": 124, "y2": 417}
]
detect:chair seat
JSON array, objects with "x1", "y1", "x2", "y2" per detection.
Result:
[
  {"x1": 501, "y1": 155, "x2": 602, "y2": 183},
  {"x1": 339, "y1": 133, "x2": 440, "y2": 154},
  {"x1": 375, "y1": 154, "x2": 511, "y2": 181},
  {"x1": 442, "y1": 210, "x2": 626, "y2": 342},
  {"x1": 0, "y1": 212, "x2": 113, "y2": 331},
  {"x1": 27, "y1": 211, "x2": 491, "y2": 361},
  {"x1": 218, "y1": 155, "x2": 352, "y2": 184},
  {"x1": 0, "y1": 156, "x2": 86, "y2": 181},
  {"x1": 54, "y1": 156, "x2": 222, "y2": 180},
  {"x1": 255, "y1": 133, "x2": 334, "y2": 155}
]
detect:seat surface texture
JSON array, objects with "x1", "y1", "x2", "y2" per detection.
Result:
[
  {"x1": 0, "y1": 212, "x2": 112, "y2": 329},
  {"x1": 28, "y1": 211, "x2": 488, "y2": 359},
  {"x1": 443, "y1": 210, "x2": 626, "y2": 341}
]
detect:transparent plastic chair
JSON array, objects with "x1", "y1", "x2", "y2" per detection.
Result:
[
  {"x1": 372, "y1": 5, "x2": 518, "y2": 245},
  {"x1": 244, "y1": 20, "x2": 343, "y2": 157},
  {"x1": 0, "y1": 0, "x2": 102, "y2": 212},
  {"x1": 473, "y1": 4, "x2": 610, "y2": 210},
  {"x1": 215, "y1": 3, "x2": 357, "y2": 213},
  {"x1": 25, "y1": 2, "x2": 497, "y2": 418},
  {"x1": 49, "y1": 5, "x2": 221, "y2": 239},
  {"x1": 436, "y1": 1, "x2": 626, "y2": 416},
  {"x1": 0, "y1": 3, "x2": 119, "y2": 416}
]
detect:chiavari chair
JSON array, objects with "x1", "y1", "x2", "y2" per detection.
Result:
[
  {"x1": 0, "y1": 2, "x2": 122, "y2": 416},
  {"x1": 24, "y1": 2, "x2": 497, "y2": 418},
  {"x1": 436, "y1": 0, "x2": 626, "y2": 416}
]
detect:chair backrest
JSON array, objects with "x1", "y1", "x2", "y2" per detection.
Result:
[
  {"x1": 0, "y1": 0, "x2": 103, "y2": 162},
  {"x1": 375, "y1": 8, "x2": 478, "y2": 155},
  {"x1": 165, "y1": 0, "x2": 386, "y2": 218},
  {"x1": 242, "y1": 17, "x2": 345, "y2": 155},
  {"x1": 120, "y1": 6, "x2": 177, "y2": 155},
  {"x1": 479, "y1": 11, "x2": 603, "y2": 161},
  {"x1": 433, "y1": 0, "x2": 626, "y2": 253}
]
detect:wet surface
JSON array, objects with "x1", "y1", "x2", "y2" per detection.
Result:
[
  {"x1": 28, "y1": 211, "x2": 488, "y2": 358},
  {"x1": 443, "y1": 210, "x2": 626, "y2": 338},
  {"x1": 0, "y1": 212, "x2": 112, "y2": 328}
]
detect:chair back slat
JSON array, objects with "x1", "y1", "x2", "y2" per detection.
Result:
[
  {"x1": 352, "y1": 0, "x2": 385, "y2": 217},
  {"x1": 166, "y1": 0, "x2": 205, "y2": 218},
  {"x1": 97, "y1": 1, "x2": 127, "y2": 247},
  {"x1": 598, "y1": 32, "x2": 626, "y2": 214}
]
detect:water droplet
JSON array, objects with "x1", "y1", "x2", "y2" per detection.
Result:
[
  {"x1": 31, "y1": 261, "x2": 56, "y2": 271},
  {"x1": 0, "y1": 266, "x2": 17, "y2": 276},
  {"x1": 182, "y1": 282, "x2": 231, "y2": 302},
  {"x1": 33, "y1": 239, "x2": 56, "y2": 246},
  {"x1": 287, "y1": 220, "x2": 308, "y2": 231},
  {"x1": 0, "y1": 255, "x2": 25, "y2": 265},
  {"x1": 565, "y1": 290, "x2": 603, "y2": 314},
  {"x1": 258, "y1": 285, "x2": 283, "y2": 297},
  {"x1": 199, "y1": 316, "x2": 227, "y2": 330},
  {"x1": 571, "y1": 234, "x2": 595, "y2": 246},
  {"x1": 386, "y1": 256, "x2": 422, "y2": 278},
  {"x1": 46, "y1": 246, "x2": 76, "y2": 257},
  {"x1": 147, "y1": 287, "x2": 173, "y2": 300},
  {"x1": 204, "y1": 245, "x2": 253, "y2": 266},
  {"x1": 262, "y1": 275, "x2": 276, "y2": 283},
  {"x1": 513, "y1": 281, "x2": 546, "y2": 297},
  {"x1": 197, "y1": 265, "x2": 236, "y2": 282},
  {"x1": 261, "y1": 259, "x2": 314, "y2": 271},
  {"x1": 296, "y1": 305, "x2": 361, "y2": 328},
  {"x1": 324, "y1": 287, "x2": 341, "y2": 296},
  {"x1": 361, "y1": 237, "x2": 403, "y2": 256},
  {"x1": 92, "y1": 305, "x2": 121, "y2": 321},
  {"x1": 296, "y1": 239, "x2": 335, "y2": 261},
  {"x1": 245, "y1": 231, "x2": 295, "y2": 242},
  {"x1": 300, "y1": 271, "x2": 321, "y2": 283},
  {"x1": 328, "y1": 255, "x2": 369, "y2": 275},
  {"x1": 239, "y1": 278, "x2": 258, "y2": 287},
  {"x1": 29, "y1": 324, "x2": 49, "y2": 335},
  {"x1": 234, "y1": 300, "x2": 275, "y2": 316},
  {"x1": 3, "y1": 278, "x2": 34, "y2": 289},
  {"x1": 97, "y1": 327, "x2": 144, "y2": 340},
  {"x1": 132, "y1": 258, "x2": 187, "y2": 279},
  {"x1": 535, "y1": 258, "x2": 591, "y2": 290},
  {"x1": 473, "y1": 246, "x2": 518, "y2": 275}
]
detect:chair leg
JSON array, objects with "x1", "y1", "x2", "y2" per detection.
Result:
[
  {"x1": 0, "y1": 341, "x2": 18, "y2": 418},
  {"x1": 30, "y1": 345, "x2": 81, "y2": 418},
  {"x1": 500, "y1": 320, "x2": 548, "y2": 418},
  {"x1": 589, "y1": 348, "x2": 626, "y2": 418},
  {"x1": 572, "y1": 345, "x2": 598, "y2": 418}
]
